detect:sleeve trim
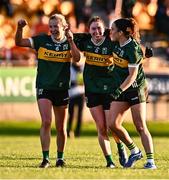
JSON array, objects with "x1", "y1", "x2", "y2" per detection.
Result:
[
  {"x1": 29, "y1": 38, "x2": 34, "y2": 48},
  {"x1": 128, "y1": 63, "x2": 139, "y2": 68}
]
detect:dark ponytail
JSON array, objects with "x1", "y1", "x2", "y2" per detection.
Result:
[{"x1": 114, "y1": 18, "x2": 140, "y2": 42}]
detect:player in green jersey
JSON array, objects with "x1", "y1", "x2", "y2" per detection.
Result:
[
  {"x1": 15, "y1": 14, "x2": 80, "y2": 168},
  {"x1": 108, "y1": 18, "x2": 156, "y2": 169},
  {"x1": 74, "y1": 16, "x2": 128, "y2": 168}
]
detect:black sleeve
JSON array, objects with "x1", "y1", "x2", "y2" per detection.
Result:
[{"x1": 73, "y1": 33, "x2": 90, "y2": 51}]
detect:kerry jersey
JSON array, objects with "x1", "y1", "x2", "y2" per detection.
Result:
[
  {"x1": 30, "y1": 34, "x2": 71, "y2": 90},
  {"x1": 74, "y1": 33, "x2": 115, "y2": 94},
  {"x1": 111, "y1": 38, "x2": 146, "y2": 91}
]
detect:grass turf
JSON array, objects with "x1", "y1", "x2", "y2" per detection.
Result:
[
  {"x1": 0, "y1": 121, "x2": 169, "y2": 178},
  {"x1": 0, "y1": 136, "x2": 169, "y2": 179}
]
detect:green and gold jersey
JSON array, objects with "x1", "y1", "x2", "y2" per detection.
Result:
[
  {"x1": 74, "y1": 34, "x2": 115, "y2": 94},
  {"x1": 30, "y1": 34, "x2": 71, "y2": 90},
  {"x1": 111, "y1": 38, "x2": 146, "y2": 91}
]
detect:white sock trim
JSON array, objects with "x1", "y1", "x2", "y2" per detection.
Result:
[
  {"x1": 130, "y1": 147, "x2": 139, "y2": 154},
  {"x1": 147, "y1": 159, "x2": 155, "y2": 164}
]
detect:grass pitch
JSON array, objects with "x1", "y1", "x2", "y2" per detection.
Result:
[{"x1": 0, "y1": 121, "x2": 169, "y2": 179}]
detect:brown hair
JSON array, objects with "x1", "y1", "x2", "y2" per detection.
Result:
[
  {"x1": 88, "y1": 16, "x2": 105, "y2": 28},
  {"x1": 113, "y1": 18, "x2": 140, "y2": 42}
]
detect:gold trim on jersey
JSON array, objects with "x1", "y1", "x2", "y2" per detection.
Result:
[
  {"x1": 38, "y1": 47, "x2": 71, "y2": 62},
  {"x1": 84, "y1": 52, "x2": 113, "y2": 67},
  {"x1": 113, "y1": 52, "x2": 129, "y2": 68}
]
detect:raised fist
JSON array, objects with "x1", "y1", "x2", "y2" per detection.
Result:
[{"x1": 18, "y1": 19, "x2": 27, "y2": 28}]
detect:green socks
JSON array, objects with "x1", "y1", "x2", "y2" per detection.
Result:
[
  {"x1": 57, "y1": 151, "x2": 64, "y2": 160},
  {"x1": 146, "y1": 153, "x2": 155, "y2": 164},
  {"x1": 42, "y1": 151, "x2": 49, "y2": 160},
  {"x1": 117, "y1": 142, "x2": 124, "y2": 151},
  {"x1": 105, "y1": 155, "x2": 113, "y2": 164},
  {"x1": 42, "y1": 151, "x2": 64, "y2": 160},
  {"x1": 127, "y1": 142, "x2": 139, "y2": 154}
]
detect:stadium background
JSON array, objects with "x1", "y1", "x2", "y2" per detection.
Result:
[
  {"x1": 0, "y1": 0, "x2": 169, "y2": 178},
  {"x1": 0, "y1": 0, "x2": 169, "y2": 121}
]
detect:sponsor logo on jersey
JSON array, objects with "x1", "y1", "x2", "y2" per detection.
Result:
[
  {"x1": 37, "y1": 88, "x2": 43, "y2": 95},
  {"x1": 38, "y1": 47, "x2": 71, "y2": 62},
  {"x1": 119, "y1": 50, "x2": 124, "y2": 57},
  {"x1": 84, "y1": 52, "x2": 113, "y2": 67},
  {"x1": 103, "y1": 85, "x2": 108, "y2": 91},
  {"x1": 59, "y1": 82, "x2": 63, "y2": 87},
  {"x1": 45, "y1": 43, "x2": 52, "y2": 46},
  {"x1": 55, "y1": 46, "x2": 60, "y2": 51},
  {"x1": 63, "y1": 97, "x2": 69, "y2": 101},
  {"x1": 131, "y1": 97, "x2": 139, "y2": 101},
  {"x1": 113, "y1": 53, "x2": 128, "y2": 68},
  {"x1": 87, "y1": 45, "x2": 92, "y2": 49},
  {"x1": 132, "y1": 81, "x2": 138, "y2": 88},
  {"x1": 102, "y1": 47, "x2": 108, "y2": 54},
  {"x1": 94, "y1": 47, "x2": 100, "y2": 53},
  {"x1": 63, "y1": 44, "x2": 69, "y2": 50}
]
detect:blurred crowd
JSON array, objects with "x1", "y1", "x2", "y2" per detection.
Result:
[{"x1": 0, "y1": 0, "x2": 169, "y2": 69}]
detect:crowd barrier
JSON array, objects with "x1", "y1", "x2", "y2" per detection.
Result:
[{"x1": 0, "y1": 67, "x2": 169, "y2": 120}]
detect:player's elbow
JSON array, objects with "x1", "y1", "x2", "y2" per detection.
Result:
[
  {"x1": 15, "y1": 39, "x2": 22, "y2": 46},
  {"x1": 15, "y1": 41, "x2": 20, "y2": 46}
]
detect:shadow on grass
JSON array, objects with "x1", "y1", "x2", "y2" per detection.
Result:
[
  {"x1": 0, "y1": 157, "x2": 42, "y2": 160},
  {"x1": 0, "y1": 127, "x2": 169, "y2": 137},
  {"x1": 0, "y1": 127, "x2": 98, "y2": 136},
  {"x1": 0, "y1": 121, "x2": 169, "y2": 137}
]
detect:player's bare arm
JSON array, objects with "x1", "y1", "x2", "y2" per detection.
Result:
[
  {"x1": 15, "y1": 19, "x2": 31, "y2": 47},
  {"x1": 120, "y1": 66, "x2": 138, "y2": 92},
  {"x1": 65, "y1": 28, "x2": 80, "y2": 62}
]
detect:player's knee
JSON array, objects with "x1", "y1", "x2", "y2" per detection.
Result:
[
  {"x1": 107, "y1": 126, "x2": 112, "y2": 134},
  {"x1": 57, "y1": 126, "x2": 67, "y2": 135},
  {"x1": 107, "y1": 122, "x2": 114, "y2": 131},
  {"x1": 135, "y1": 125, "x2": 147, "y2": 134},
  {"x1": 107, "y1": 123, "x2": 114, "y2": 133},
  {"x1": 111, "y1": 121, "x2": 121, "y2": 131},
  {"x1": 98, "y1": 128, "x2": 107, "y2": 136},
  {"x1": 42, "y1": 120, "x2": 51, "y2": 130},
  {"x1": 96, "y1": 122, "x2": 107, "y2": 135}
]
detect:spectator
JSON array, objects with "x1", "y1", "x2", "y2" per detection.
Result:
[
  {"x1": 31, "y1": 10, "x2": 49, "y2": 36},
  {"x1": 74, "y1": 0, "x2": 115, "y2": 27},
  {"x1": 155, "y1": 0, "x2": 169, "y2": 36},
  {"x1": 0, "y1": 0, "x2": 13, "y2": 17},
  {"x1": 67, "y1": 63, "x2": 84, "y2": 137}
]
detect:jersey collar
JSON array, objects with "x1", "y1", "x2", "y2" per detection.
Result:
[
  {"x1": 120, "y1": 37, "x2": 132, "y2": 47},
  {"x1": 91, "y1": 37, "x2": 106, "y2": 46},
  {"x1": 51, "y1": 35, "x2": 67, "y2": 44}
]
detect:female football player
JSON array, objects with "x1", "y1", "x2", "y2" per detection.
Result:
[
  {"x1": 108, "y1": 18, "x2": 156, "y2": 169},
  {"x1": 74, "y1": 16, "x2": 128, "y2": 168},
  {"x1": 15, "y1": 14, "x2": 80, "y2": 168}
]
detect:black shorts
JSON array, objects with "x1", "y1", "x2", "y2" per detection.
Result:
[
  {"x1": 36, "y1": 88, "x2": 69, "y2": 106},
  {"x1": 85, "y1": 92, "x2": 111, "y2": 110},
  {"x1": 110, "y1": 87, "x2": 148, "y2": 106}
]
